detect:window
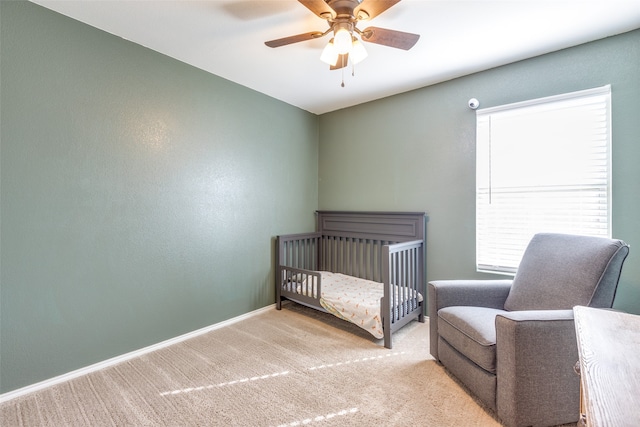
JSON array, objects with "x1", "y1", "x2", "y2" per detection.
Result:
[{"x1": 476, "y1": 85, "x2": 612, "y2": 275}]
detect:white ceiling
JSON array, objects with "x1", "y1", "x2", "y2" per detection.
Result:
[{"x1": 31, "y1": 0, "x2": 640, "y2": 114}]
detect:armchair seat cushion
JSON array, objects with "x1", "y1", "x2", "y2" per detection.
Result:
[{"x1": 438, "y1": 306, "x2": 507, "y2": 373}]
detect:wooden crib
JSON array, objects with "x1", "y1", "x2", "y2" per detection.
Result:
[{"x1": 276, "y1": 211, "x2": 427, "y2": 349}]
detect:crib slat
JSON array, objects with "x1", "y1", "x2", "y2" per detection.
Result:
[
  {"x1": 373, "y1": 241, "x2": 378, "y2": 282},
  {"x1": 402, "y1": 250, "x2": 407, "y2": 315},
  {"x1": 358, "y1": 240, "x2": 362, "y2": 277},
  {"x1": 332, "y1": 236, "x2": 336, "y2": 272},
  {"x1": 392, "y1": 251, "x2": 396, "y2": 319},
  {"x1": 343, "y1": 237, "x2": 347, "y2": 275},
  {"x1": 397, "y1": 251, "x2": 402, "y2": 317},
  {"x1": 365, "y1": 240, "x2": 371, "y2": 280},
  {"x1": 399, "y1": 250, "x2": 404, "y2": 317},
  {"x1": 411, "y1": 247, "x2": 417, "y2": 307}
]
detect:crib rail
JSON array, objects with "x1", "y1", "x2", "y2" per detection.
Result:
[
  {"x1": 381, "y1": 239, "x2": 425, "y2": 348},
  {"x1": 278, "y1": 266, "x2": 322, "y2": 310},
  {"x1": 276, "y1": 233, "x2": 321, "y2": 309}
]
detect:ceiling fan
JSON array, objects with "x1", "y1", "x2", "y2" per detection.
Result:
[{"x1": 265, "y1": 0, "x2": 420, "y2": 74}]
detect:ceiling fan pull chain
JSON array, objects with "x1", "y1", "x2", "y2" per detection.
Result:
[{"x1": 341, "y1": 55, "x2": 345, "y2": 87}]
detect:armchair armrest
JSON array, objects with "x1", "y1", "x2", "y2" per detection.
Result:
[
  {"x1": 495, "y1": 309, "x2": 580, "y2": 427},
  {"x1": 428, "y1": 279, "x2": 512, "y2": 360},
  {"x1": 428, "y1": 280, "x2": 513, "y2": 311}
]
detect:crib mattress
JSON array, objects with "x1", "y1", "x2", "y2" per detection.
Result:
[{"x1": 295, "y1": 271, "x2": 422, "y2": 339}]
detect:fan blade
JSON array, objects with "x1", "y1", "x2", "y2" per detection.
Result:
[
  {"x1": 330, "y1": 54, "x2": 349, "y2": 70},
  {"x1": 360, "y1": 26, "x2": 419, "y2": 50},
  {"x1": 298, "y1": 0, "x2": 336, "y2": 19},
  {"x1": 265, "y1": 31, "x2": 324, "y2": 48},
  {"x1": 355, "y1": 0, "x2": 401, "y2": 20}
]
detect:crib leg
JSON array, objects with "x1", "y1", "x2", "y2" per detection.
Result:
[{"x1": 384, "y1": 330, "x2": 392, "y2": 349}]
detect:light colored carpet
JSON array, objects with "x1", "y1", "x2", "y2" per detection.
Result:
[{"x1": 1, "y1": 303, "x2": 504, "y2": 426}]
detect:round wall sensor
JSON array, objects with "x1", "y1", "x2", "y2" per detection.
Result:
[{"x1": 468, "y1": 98, "x2": 480, "y2": 110}]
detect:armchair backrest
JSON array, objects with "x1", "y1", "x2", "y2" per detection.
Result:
[{"x1": 504, "y1": 233, "x2": 630, "y2": 311}]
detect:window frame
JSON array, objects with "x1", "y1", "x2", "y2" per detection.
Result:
[{"x1": 475, "y1": 85, "x2": 612, "y2": 275}]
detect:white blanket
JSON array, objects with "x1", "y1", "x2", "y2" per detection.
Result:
[{"x1": 297, "y1": 271, "x2": 422, "y2": 339}]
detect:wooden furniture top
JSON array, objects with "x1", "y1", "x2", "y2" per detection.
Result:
[{"x1": 573, "y1": 306, "x2": 640, "y2": 427}]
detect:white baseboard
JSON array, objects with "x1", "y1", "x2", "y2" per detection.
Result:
[{"x1": 0, "y1": 304, "x2": 275, "y2": 404}]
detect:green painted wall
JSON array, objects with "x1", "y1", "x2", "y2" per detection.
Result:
[
  {"x1": 2, "y1": 0, "x2": 639, "y2": 396},
  {"x1": 0, "y1": 2, "x2": 319, "y2": 393},
  {"x1": 319, "y1": 30, "x2": 640, "y2": 314}
]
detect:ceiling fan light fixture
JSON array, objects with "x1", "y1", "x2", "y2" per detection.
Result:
[
  {"x1": 320, "y1": 38, "x2": 339, "y2": 66},
  {"x1": 333, "y1": 24, "x2": 353, "y2": 54},
  {"x1": 350, "y1": 37, "x2": 368, "y2": 64}
]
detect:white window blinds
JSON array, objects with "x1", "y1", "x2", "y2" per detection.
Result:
[{"x1": 476, "y1": 85, "x2": 612, "y2": 274}]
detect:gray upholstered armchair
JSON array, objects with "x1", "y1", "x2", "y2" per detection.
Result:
[{"x1": 428, "y1": 233, "x2": 630, "y2": 427}]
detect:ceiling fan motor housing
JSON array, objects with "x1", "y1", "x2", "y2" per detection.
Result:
[{"x1": 326, "y1": 0, "x2": 363, "y2": 20}]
